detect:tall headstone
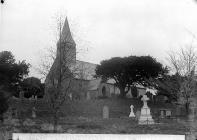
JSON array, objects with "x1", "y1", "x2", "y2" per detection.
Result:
[
  {"x1": 32, "y1": 107, "x2": 36, "y2": 118},
  {"x1": 68, "y1": 93, "x2": 73, "y2": 100},
  {"x1": 19, "y1": 91, "x2": 24, "y2": 100},
  {"x1": 160, "y1": 110, "x2": 165, "y2": 119},
  {"x1": 103, "y1": 106, "x2": 109, "y2": 119},
  {"x1": 86, "y1": 92, "x2": 91, "y2": 100},
  {"x1": 138, "y1": 95, "x2": 154, "y2": 125},
  {"x1": 129, "y1": 105, "x2": 135, "y2": 117}
]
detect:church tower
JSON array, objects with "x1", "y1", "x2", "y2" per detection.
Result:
[
  {"x1": 56, "y1": 17, "x2": 76, "y2": 65},
  {"x1": 44, "y1": 17, "x2": 76, "y2": 100}
]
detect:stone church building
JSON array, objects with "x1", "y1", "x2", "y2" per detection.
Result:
[{"x1": 45, "y1": 17, "x2": 142, "y2": 100}]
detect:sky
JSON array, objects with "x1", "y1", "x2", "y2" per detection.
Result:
[{"x1": 1, "y1": 0, "x2": 197, "y2": 79}]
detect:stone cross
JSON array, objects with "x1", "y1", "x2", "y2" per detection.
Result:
[
  {"x1": 138, "y1": 94, "x2": 154, "y2": 124},
  {"x1": 141, "y1": 95, "x2": 149, "y2": 108},
  {"x1": 129, "y1": 105, "x2": 135, "y2": 117}
]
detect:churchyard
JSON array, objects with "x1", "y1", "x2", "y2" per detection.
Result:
[{"x1": 0, "y1": 94, "x2": 194, "y2": 139}]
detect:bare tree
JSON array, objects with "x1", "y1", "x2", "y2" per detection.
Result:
[
  {"x1": 38, "y1": 15, "x2": 90, "y2": 132},
  {"x1": 43, "y1": 16, "x2": 77, "y2": 132},
  {"x1": 168, "y1": 45, "x2": 197, "y2": 76},
  {"x1": 168, "y1": 45, "x2": 197, "y2": 114},
  {"x1": 36, "y1": 46, "x2": 56, "y2": 80}
]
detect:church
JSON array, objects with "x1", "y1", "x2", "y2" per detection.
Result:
[{"x1": 44, "y1": 17, "x2": 143, "y2": 100}]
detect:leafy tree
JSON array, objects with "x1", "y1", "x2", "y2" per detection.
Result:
[
  {"x1": 21, "y1": 77, "x2": 43, "y2": 98},
  {"x1": 0, "y1": 51, "x2": 30, "y2": 91},
  {"x1": 95, "y1": 55, "x2": 167, "y2": 97},
  {"x1": 148, "y1": 74, "x2": 184, "y2": 102}
]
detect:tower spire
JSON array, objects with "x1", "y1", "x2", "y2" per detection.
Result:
[{"x1": 60, "y1": 17, "x2": 76, "y2": 45}]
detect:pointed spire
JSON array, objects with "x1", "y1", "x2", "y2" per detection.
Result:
[{"x1": 60, "y1": 17, "x2": 76, "y2": 45}]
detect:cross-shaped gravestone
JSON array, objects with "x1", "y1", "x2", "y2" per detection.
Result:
[
  {"x1": 141, "y1": 95, "x2": 149, "y2": 108},
  {"x1": 138, "y1": 94, "x2": 154, "y2": 124},
  {"x1": 129, "y1": 105, "x2": 135, "y2": 117}
]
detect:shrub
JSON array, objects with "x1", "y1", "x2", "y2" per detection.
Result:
[{"x1": 0, "y1": 91, "x2": 9, "y2": 122}]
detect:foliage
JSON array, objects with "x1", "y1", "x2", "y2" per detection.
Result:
[
  {"x1": 130, "y1": 86, "x2": 138, "y2": 98},
  {"x1": 95, "y1": 55, "x2": 167, "y2": 97},
  {"x1": 0, "y1": 51, "x2": 30, "y2": 91},
  {"x1": 148, "y1": 74, "x2": 184, "y2": 102},
  {"x1": 21, "y1": 77, "x2": 43, "y2": 98},
  {"x1": 0, "y1": 91, "x2": 9, "y2": 121}
]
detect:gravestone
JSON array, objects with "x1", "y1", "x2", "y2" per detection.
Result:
[
  {"x1": 138, "y1": 95, "x2": 154, "y2": 125},
  {"x1": 32, "y1": 107, "x2": 36, "y2": 118},
  {"x1": 41, "y1": 123, "x2": 63, "y2": 132},
  {"x1": 23, "y1": 118, "x2": 35, "y2": 126},
  {"x1": 19, "y1": 91, "x2": 24, "y2": 100},
  {"x1": 103, "y1": 106, "x2": 109, "y2": 119},
  {"x1": 68, "y1": 93, "x2": 72, "y2": 100},
  {"x1": 129, "y1": 105, "x2": 135, "y2": 117},
  {"x1": 166, "y1": 110, "x2": 172, "y2": 117},
  {"x1": 86, "y1": 92, "x2": 90, "y2": 100},
  {"x1": 160, "y1": 110, "x2": 165, "y2": 118}
]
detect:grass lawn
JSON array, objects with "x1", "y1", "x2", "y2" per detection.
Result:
[
  {"x1": 1, "y1": 96, "x2": 189, "y2": 138},
  {"x1": 0, "y1": 116, "x2": 189, "y2": 136}
]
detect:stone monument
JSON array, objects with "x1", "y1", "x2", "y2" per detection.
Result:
[
  {"x1": 86, "y1": 92, "x2": 91, "y2": 100},
  {"x1": 19, "y1": 90, "x2": 24, "y2": 100},
  {"x1": 160, "y1": 110, "x2": 165, "y2": 119},
  {"x1": 138, "y1": 94, "x2": 154, "y2": 125},
  {"x1": 129, "y1": 105, "x2": 135, "y2": 117},
  {"x1": 103, "y1": 105, "x2": 109, "y2": 119}
]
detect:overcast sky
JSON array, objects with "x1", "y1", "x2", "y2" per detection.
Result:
[{"x1": 1, "y1": 0, "x2": 197, "y2": 78}]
